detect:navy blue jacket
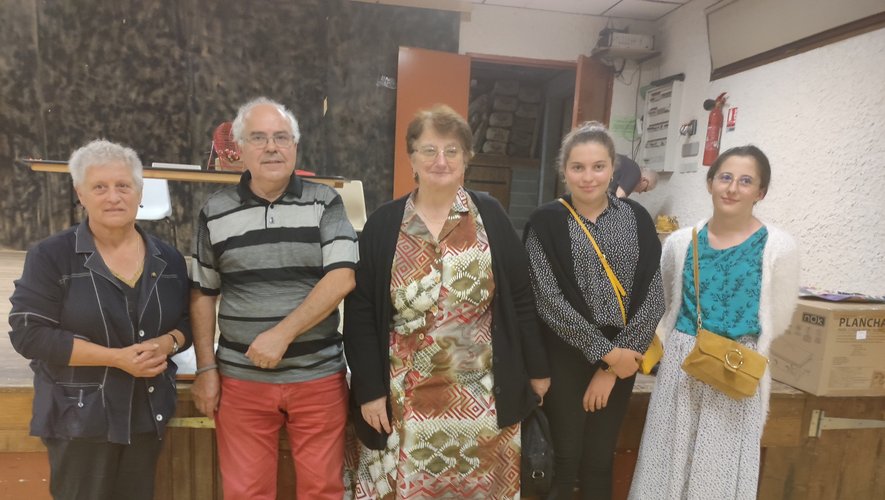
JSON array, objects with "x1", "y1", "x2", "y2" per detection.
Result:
[
  {"x1": 344, "y1": 191, "x2": 550, "y2": 449},
  {"x1": 8, "y1": 221, "x2": 191, "y2": 444}
]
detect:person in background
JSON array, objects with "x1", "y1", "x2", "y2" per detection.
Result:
[
  {"x1": 9, "y1": 139, "x2": 191, "y2": 500},
  {"x1": 189, "y1": 97, "x2": 358, "y2": 500},
  {"x1": 344, "y1": 104, "x2": 550, "y2": 499},
  {"x1": 629, "y1": 145, "x2": 800, "y2": 499},
  {"x1": 525, "y1": 122, "x2": 665, "y2": 499},
  {"x1": 610, "y1": 153, "x2": 659, "y2": 198}
]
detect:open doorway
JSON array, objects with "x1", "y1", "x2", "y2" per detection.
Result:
[
  {"x1": 394, "y1": 48, "x2": 613, "y2": 233},
  {"x1": 466, "y1": 59, "x2": 576, "y2": 233}
]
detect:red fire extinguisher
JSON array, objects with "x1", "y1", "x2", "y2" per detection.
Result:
[{"x1": 702, "y1": 92, "x2": 727, "y2": 166}]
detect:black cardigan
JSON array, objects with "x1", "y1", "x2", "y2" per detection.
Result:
[
  {"x1": 343, "y1": 191, "x2": 550, "y2": 449},
  {"x1": 524, "y1": 195, "x2": 661, "y2": 347}
]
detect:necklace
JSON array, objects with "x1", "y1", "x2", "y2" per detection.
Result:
[{"x1": 98, "y1": 234, "x2": 145, "y2": 287}]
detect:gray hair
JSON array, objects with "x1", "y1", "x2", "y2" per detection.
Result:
[
  {"x1": 68, "y1": 139, "x2": 143, "y2": 189},
  {"x1": 640, "y1": 167, "x2": 659, "y2": 190},
  {"x1": 231, "y1": 97, "x2": 301, "y2": 145}
]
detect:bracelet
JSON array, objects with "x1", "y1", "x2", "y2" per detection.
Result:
[
  {"x1": 166, "y1": 332, "x2": 180, "y2": 355},
  {"x1": 195, "y1": 364, "x2": 218, "y2": 375},
  {"x1": 603, "y1": 349, "x2": 622, "y2": 373}
]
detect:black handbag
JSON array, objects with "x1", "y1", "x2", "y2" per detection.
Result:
[{"x1": 521, "y1": 407, "x2": 554, "y2": 496}]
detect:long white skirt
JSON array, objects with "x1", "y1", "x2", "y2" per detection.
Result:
[{"x1": 628, "y1": 330, "x2": 765, "y2": 500}]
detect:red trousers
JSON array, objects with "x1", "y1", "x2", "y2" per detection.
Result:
[{"x1": 216, "y1": 372, "x2": 348, "y2": 499}]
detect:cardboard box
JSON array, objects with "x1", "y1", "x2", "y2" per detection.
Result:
[
  {"x1": 606, "y1": 32, "x2": 654, "y2": 51},
  {"x1": 770, "y1": 299, "x2": 885, "y2": 397}
]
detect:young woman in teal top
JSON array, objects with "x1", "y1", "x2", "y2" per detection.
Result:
[
  {"x1": 674, "y1": 225, "x2": 768, "y2": 339},
  {"x1": 629, "y1": 145, "x2": 801, "y2": 500}
]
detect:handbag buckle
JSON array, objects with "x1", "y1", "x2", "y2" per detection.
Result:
[
  {"x1": 532, "y1": 470, "x2": 546, "y2": 479},
  {"x1": 724, "y1": 349, "x2": 744, "y2": 370}
]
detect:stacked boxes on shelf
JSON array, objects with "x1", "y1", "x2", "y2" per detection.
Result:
[{"x1": 469, "y1": 80, "x2": 541, "y2": 158}]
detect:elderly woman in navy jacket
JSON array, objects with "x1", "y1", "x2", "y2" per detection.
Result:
[{"x1": 9, "y1": 140, "x2": 191, "y2": 500}]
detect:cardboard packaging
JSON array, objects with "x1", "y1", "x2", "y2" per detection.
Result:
[
  {"x1": 606, "y1": 32, "x2": 654, "y2": 51},
  {"x1": 770, "y1": 299, "x2": 885, "y2": 397}
]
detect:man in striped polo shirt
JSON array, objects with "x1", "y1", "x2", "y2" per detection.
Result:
[{"x1": 190, "y1": 97, "x2": 358, "y2": 499}]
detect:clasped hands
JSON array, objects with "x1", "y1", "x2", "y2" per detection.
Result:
[{"x1": 584, "y1": 347, "x2": 643, "y2": 413}]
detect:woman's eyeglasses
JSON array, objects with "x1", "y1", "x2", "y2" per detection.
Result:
[
  {"x1": 715, "y1": 172, "x2": 756, "y2": 188},
  {"x1": 414, "y1": 145, "x2": 462, "y2": 161}
]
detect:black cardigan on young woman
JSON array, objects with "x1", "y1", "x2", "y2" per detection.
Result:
[{"x1": 343, "y1": 191, "x2": 550, "y2": 450}]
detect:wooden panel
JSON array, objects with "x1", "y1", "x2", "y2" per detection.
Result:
[
  {"x1": 572, "y1": 55, "x2": 613, "y2": 128},
  {"x1": 0, "y1": 430, "x2": 45, "y2": 453},
  {"x1": 758, "y1": 396, "x2": 885, "y2": 500},
  {"x1": 393, "y1": 47, "x2": 470, "y2": 198},
  {"x1": 760, "y1": 394, "x2": 806, "y2": 447},
  {"x1": 0, "y1": 389, "x2": 33, "y2": 429},
  {"x1": 464, "y1": 165, "x2": 512, "y2": 210}
]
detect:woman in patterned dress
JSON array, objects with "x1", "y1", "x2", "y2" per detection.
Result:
[
  {"x1": 344, "y1": 104, "x2": 551, "y2": 499},
  {"x1": 628, "y1": 145, "x2": 800, "y2": 499},
  {"x1": 524, "y1": 122, "x2": 665, "y2": 499}
]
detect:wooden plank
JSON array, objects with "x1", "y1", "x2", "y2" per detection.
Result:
[
  {"x1": 0, "y1": 430, "x2": 45, "y2": 452},
  {"x1": 24, "y1": 161, "x2": 345, "y2": 188},
  {"x1": 758, "y1": 396, "x2": 885, "y2": 500},
  {"x1": 760, "y1": 393, "x2": 807, "y2": 447},
  {"x1": 0, "y1": 390, "x2": 34, "y2": 429},
  {"x1": 170, "y1": 426, "x2": 192, "y2": 500}
]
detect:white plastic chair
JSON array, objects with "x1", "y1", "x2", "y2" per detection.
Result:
[
  {"x1": 335, "y1": 180, "x2": 367, "y2": 233},
  {"x1": 137, "y1": 178, "x2": 177, "y2": 247}
]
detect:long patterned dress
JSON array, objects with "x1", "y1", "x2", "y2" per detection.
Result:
[{"x1": 351, "y1": 188, "x2": 521, "y2": 500}]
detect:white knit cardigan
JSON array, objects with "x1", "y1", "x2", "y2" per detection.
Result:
[{"x1": 657, "y1": 219, "x2": 801, "y2": 419}]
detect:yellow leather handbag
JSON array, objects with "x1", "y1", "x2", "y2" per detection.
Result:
[
  {"x1": 559, "y1": 199, "x2": 662, "y2": 375},
  {"x1": 680, "y1": 228, "x2": 767, "y2": 399}
]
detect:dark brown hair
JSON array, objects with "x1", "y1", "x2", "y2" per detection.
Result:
[
  {"x1": 707, "y1": 145, "x2": 771, "y2": 195},
  {"x1": 557, "y1": 121, "x2": 616, "y2": 177}
]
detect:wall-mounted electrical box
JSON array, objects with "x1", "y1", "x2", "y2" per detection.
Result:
[{"x1": 639, "y1": 77, "x2": 684, "y2": 172}]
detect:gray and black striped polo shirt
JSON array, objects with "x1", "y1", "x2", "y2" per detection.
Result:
[{"x1": 191, "y1": 171, "x2": 359, "y2": 383}]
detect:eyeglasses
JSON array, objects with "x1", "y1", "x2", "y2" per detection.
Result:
[
  {"x1": 245, "y1": 134, "x2": 296, "y2": 149},
  {"x1": 715, "y1": 172, "x2": 756, "y2": 188},
  {"x1": 414, "y1": 145, "x2": 462, "y2": 161}
]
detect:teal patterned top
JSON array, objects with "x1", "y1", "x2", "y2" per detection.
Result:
[{"x1": 675, "y1": 225, "x2": 768, "y2": 338}]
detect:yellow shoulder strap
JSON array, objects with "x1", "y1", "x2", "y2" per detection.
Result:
[{"x1": 558, "y1": 198, "x2": 627, "y2": 325}]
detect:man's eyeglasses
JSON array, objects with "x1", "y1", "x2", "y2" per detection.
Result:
[
  {"x1": 414, "y1": 145, "x2": 462, "y2": 161},
  {"x1": 246, "y1": 134, "x2": 295, "y2": 149},
  {"x1": 714, "y1": 172, "x2": 756, "y2": 188}
]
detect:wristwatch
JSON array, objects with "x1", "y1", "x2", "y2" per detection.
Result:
[{"x1": 168, "y1": 333, "x2": 180, "y2": 355}]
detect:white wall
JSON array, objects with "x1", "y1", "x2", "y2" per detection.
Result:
[
  {"x1": 633, "y1": 0, "x2": 885, "y2": 295},
  {"x1": 459, "y1": 4, "x2": 655, "y2": 155},
  {"x1": 459, "y1": 1, "x2": 885, "y2": 294}
]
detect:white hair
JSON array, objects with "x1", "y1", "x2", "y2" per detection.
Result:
[
  {"x1": 68, "y1": 139, "x2": 143, "y2": 189},
  {"x1": 231, "y1": 97, "x2": 301, "y2": 145}
]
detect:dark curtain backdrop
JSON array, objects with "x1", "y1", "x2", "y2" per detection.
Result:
[{"x1": 0, "y1": 0, "x2": 459, "y2": 251}]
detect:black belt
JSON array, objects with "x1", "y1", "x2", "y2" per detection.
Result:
[{"x1": 218, "y1": 335, "x2": 341, "y2": 359}]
